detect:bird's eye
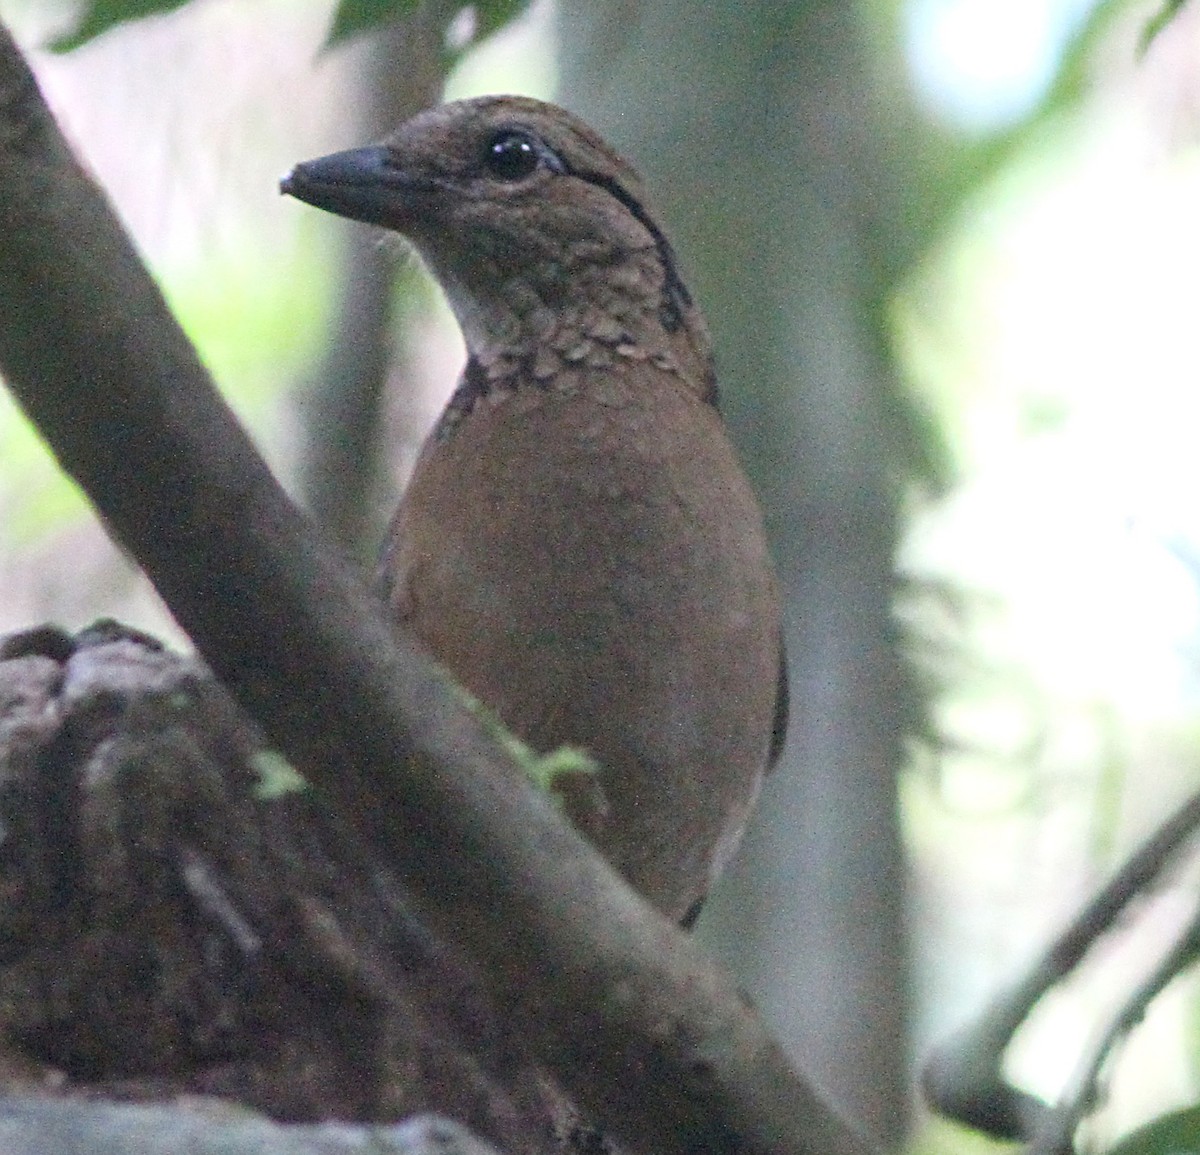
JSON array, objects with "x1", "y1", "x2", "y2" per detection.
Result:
[{"x1": 484, "y1": 131, "x2": 541, "y2": 181}]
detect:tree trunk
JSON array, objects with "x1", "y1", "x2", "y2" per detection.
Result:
[{"x1": 556, "y1": 3, "x2": 915, "y2": 1142}]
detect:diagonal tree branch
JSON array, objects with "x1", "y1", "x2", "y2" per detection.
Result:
[
  {"x1": 0, "y1": 22, "x2": 871, "y2": 1155},
  {"x1": 923, "y1": 788, "x2": 1200, "y2": 1143}
]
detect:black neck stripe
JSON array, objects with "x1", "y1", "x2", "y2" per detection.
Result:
[{"x1": 569, "y1": 165, "x2": 692, "y2": 334}]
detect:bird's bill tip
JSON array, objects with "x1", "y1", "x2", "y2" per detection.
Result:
[{"x1": 277, "y1": 146, "x2": 409, "y2": 227}]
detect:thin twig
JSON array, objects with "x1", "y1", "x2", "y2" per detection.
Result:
[
  {"x1": 1027, "y1": 893, "x2": 1200, "y2": 1155},
  {"x1": 924, "y1": 788, "x2": 1200, "y2": 1141}
]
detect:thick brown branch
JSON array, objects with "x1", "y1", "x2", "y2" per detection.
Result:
[{"x1": 0, "y1": 23, "x2": 870, "y2": 1155}]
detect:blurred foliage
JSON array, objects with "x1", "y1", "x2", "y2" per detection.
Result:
[
  {"x1": 1108, "y1": 1104, "x2": 1200, "y2": 1154},
  {"x1": 1140, "y1": 0, "x2": 1193, "y2": 54},
  {"x1": 55, "y1": 0, "x2": 533, "y2": 58},
  {"x1": 887, "y1": 0, "x2": 1139, "y2": 334},
  {"x1": 0, "y1": 391, "x2": 91, "y2": 543},
  {"x1": 328, "y1": 0, "x2": 530, "y2": 56},
  {"x1": 0, "y1": 221, "x2": 331, "y2": 541},
  {"x1": 51, "y1": 0, "x2": 191, "y2": 51},
  {"x1": 323, "y1": 0, "x2": 422, "y2": 42},
  {"x1": 167, "y1": 247, "x2": 330, "y2": 420},
  {"x1": 906, "y1": 1115, "x2": 1020, "y2": 1155}
]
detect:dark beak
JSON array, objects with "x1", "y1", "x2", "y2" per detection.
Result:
[{"x1": 280, "y1": 146, "x2": 414, "y2": 229}]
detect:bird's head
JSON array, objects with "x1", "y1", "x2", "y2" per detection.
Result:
[{"x1": 283, "y1": 95, "x2": 706, "y2": 376}]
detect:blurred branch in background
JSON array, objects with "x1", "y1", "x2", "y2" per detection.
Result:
[
  {"x1": 925, "y1": 788, "x2": 1200, "y2": 1150},
  {"x1": 295, "y1": 0, "x2": 536, "y2": 557},
  {"x1": 900, "y1": 0, "x2": 1200, "y2": 1150},
  {"x1": 554, "y1": 2, "x2": 946, "y2": 1142},
  {"x1": 294, "y1": 11, "x2": 443, "y2": 557}
]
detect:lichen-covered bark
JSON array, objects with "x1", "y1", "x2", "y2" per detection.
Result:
[{"x1": 0, "y1": 624, "x2": 565, "y2": 1148}]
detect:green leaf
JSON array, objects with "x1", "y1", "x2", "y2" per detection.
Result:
[
  {"x1": 325, "y1": 0, "x2": 531, "y2": 60},
  {"x1": 472, "y1": 0, "x2": 528, "y2": 42},
  {"x1": 1140, "y1": 0, "x2": 1191, "y2": 56},
  {"x1": 326, "y1": 0, "x2": 422, "y2": 48},
  {"x1": 1109, "y1": 1105, "x2": 1200, "y2": 1155},
  {"x1": 251, "y1": 751, "x2": 308, "y2": 800},
  {"x1": 51, "y1": 0, "x2": 194, "y2": 52},
  {"x1": 450, "y1": 682, "x2": 599, "y2": 801}
]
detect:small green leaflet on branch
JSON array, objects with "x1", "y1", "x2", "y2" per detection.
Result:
[
  {"x1": 252, "y1": 750, "x2": 308, "y2": 799},
  {"x1": 455, "y1": 683, "x2": 600, "y2": 804}
]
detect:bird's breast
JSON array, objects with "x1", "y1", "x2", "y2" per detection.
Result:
[{"x1": 378, "y1": 372, "x2": 780, "y2": 920}]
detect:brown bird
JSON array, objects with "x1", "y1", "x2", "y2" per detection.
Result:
[{"x1": 282, "y1": 95, "x2": 786, "y2": 924}]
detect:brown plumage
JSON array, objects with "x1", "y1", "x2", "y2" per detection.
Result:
[{"x1": 283, "y1": 95, "x2": 786, "y2": 924}]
